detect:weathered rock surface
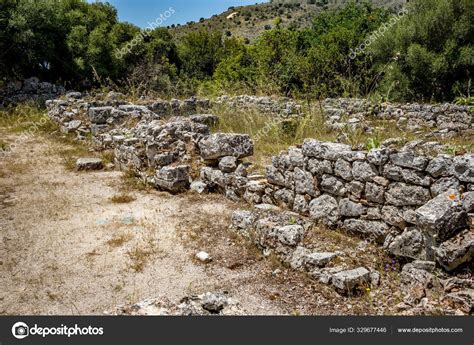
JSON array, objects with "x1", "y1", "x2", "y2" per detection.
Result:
[
  {"x1": 385, "y1": 183, "x2": 431, "y2": 207},
  {"x1": 309, "y1": 194, "x2": 340, "y2": 226},
  {"x1": 343, "y1": 219, "x2": 390, "y2": 243},
  {"x1": 435, "y1": 230, "x2": 473, "y2": 271},
  {"x1": 453, "y1": 155, "x2": 474, "y2": 183},
  {"x1": 416, "y1": 191, "x2": 468, "y2": 241},
  {"x1": 113, "y1": 292, "x2": 243, "y2": 315},
  {"x1": 387, "y1": 229, "x2": 426, "y2": 260},
  {"x1": 199, "y1": 133, "x2": 253, "y2": 160},
  {"x1": 155, "y1": 165, "x2": 190, "y2": 193},
  {"x1": 76, "y1": 158, "x2": 103, "y2": 171},
  {"x1": 331, "y1": 267, "x2": 370, "y2": 293}
]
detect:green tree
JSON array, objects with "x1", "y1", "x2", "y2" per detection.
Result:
[{"x1": 371, "y1": 0, "x2": 474, "y2": 101}]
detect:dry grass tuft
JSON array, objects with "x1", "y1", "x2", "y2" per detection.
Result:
[
  {"x1": 126, "y1": 235, "x2": 160, "y2": 273},
  {"x1": 110, "y1": 193, "x2": 136, "y2": 204},
  {"x1": 120, "y1": 169, "x2": 151, "y2": 192},
  {"x1": 126, "y1": 247, "x2": 155, "y2": 273},
  {"x1": 107, "y1": 233, "x2": 134, "y2": 248}
]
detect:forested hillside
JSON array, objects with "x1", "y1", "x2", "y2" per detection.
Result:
[{"x1": 0, "y1": 0, "x2": 472, "y2": 102}]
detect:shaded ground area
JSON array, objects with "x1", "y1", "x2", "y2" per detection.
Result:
[{"x1": 0, "y1": 131, "x2": 403, "y2": 315}]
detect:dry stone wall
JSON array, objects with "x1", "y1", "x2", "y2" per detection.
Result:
[
  {"x1": 323, "y1": 98, "x2": 473, "y2": 135},
  {"x1": 0, "y1": 77, "x2": 66, "y2": 107}
]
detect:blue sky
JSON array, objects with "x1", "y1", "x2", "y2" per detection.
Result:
[{"x1": 87, "y1": 0, "x2": 267, "y2": 28}]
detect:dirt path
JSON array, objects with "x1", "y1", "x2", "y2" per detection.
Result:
[
  {"x1": 0, "y1": 130, "x2": 344, "y2": 315},
  {"x1": 0, "y1": 131, "x2": 296, "y2": 315},
  {"x1": 2, "y1": 130, "x2": 401, "y2": 315}
]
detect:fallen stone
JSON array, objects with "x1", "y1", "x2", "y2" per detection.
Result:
[
  {"x1": 304, "y1": 252, "x2": 338, "y2": 269},
  {"x1": 435, "y1": 230, "x2": 473, "y2": 271},
  {"x1": 195, "y1": 251, "x2": 212, "y2": 263},
  {"x1": 410, "y1": 260, "x2": 436, "y2": 272},
  {"x1": 370, "y1": 271, "x2": 381, "y2": 286},
  {"x1": 331, "y1": 267, "x2": 370, "y2": 293},
  {"x1": 387, "y1": 229, "x2": 426, "y2": 260},
  {"x1": 444, "y1": 289, "x2": 474, "y2": 314},
  {"x1": 343, "y1": 219, "x2": 390, "y2": 244},
  {"x1": 400, "y1": 262, "x2": 436, "y2": 286},
  {"x1": 416, "y1": 190, "x2": 468, "y2": 241},
  {"x1": 190, "y1": 181, "x2": 208, "y2": 194},
  {"x1": 76, "y1": 157, "x2": 103, "y2": 171},
  {"x1": 155, "y1": 165, "x2": 190, "y2": 193},
  {"x1": 200, "y1": 292, "x2": 228, "y2": 313}
]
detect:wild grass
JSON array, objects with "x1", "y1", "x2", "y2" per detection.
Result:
[
  {"x1": 0, "y1": 103, "x2": 57, "y2": 134},
  {"x1": 212, "y1": 99, "x2": 474, "y2": 173},
  {"x1": 110, "y1": 193, "x2": 136, "y2": 204},
  {"x1": 120, "y1": 169, "x2": 151, "y2": 192},
  {"x1": 107, "y1": 233, "x2": 134, "y2": 248},
  {"x1": 212, "y1": 103, "x2": 333, "y2": 172},
  {"x1": 126, "y1": 240, "x2": 158, "y2": 273},
  {"x1": 0, "y1": 140, "x2": 8, "y2": 151}
]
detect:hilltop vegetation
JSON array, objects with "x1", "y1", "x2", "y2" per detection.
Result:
[
  {"x1": 170, "y1": 0, "x2": 406, "y2": 40},
  {"x1": 0, "y1": 0, "x2": 472, "y2": 102}
]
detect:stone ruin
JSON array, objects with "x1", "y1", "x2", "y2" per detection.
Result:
[
  {"x1": 46, "y1": 92, "x2": 473, "y2": 313},
  {"x1": 323, "y1": 98, "x2": 473, "y2": 136},
  {"x1": 0, "y1": 77, "x2": 66, "y2": 107}
]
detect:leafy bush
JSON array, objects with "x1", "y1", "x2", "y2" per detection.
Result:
[{"x1": 371, "y1": 0, "x2": 474, "y2": 102}]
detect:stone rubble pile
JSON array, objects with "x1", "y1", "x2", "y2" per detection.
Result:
[
  {"x1": 231, "y1": 208, "x2": 379, "y2": 295},
  {"x1": 0, "y1": 77, "x2": 66, "y2": 107},
  {"x1": 396, "y1": 260, "x2": 473, "y2": 315},
  {"x1": 215, "y1": 95, "x2": 302, "y2": 117},
  {"x1": 110, "y1": 292, "x2": 244, "y2": 315}
]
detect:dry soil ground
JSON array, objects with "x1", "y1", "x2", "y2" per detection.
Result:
[{"x1": 0, "y1": 130, "x2": 401, "y2": 315}]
